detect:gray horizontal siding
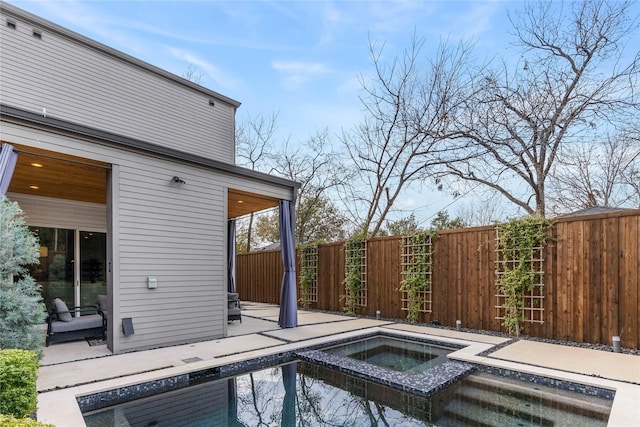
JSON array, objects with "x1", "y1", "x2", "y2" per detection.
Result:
[
  {"x1": 114, "y1": 149, "x2": 226, "y2": 352},
  {"x1": 2, "y1": 118, "x2": 295, "y2": 352},
  {"x1": 0, "y1": 10, "x2": 236, "y2": 163},
  {"x1": 2, "y1": 122, "x2": 232, "y2": 352}
]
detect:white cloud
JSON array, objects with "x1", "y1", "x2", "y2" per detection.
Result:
[
  {"x1": 168, "y1": 48, "x2": 240, "y2": 91},
  {"x1": 271, "y1": 61, "x2": 332, "y2": 89},
  {"x1": 396, "y1": 197, "x2": 417, "y2": 209},
  {"x1": 272, "y1": 61, "x2": 331, "y2": 74},
  {"x1": 318, "y1": 2, "x2": 343, "y2": 46}
]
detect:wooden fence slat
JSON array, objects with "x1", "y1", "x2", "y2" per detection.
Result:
[
  {"x1": 602, "y1": 216, "x2": 619, "y2": 344},
  {"x1": 589, "y1": 219, "x2": 603, "y2": 344},
  {"x1": 620, "y1": 216, "x2": 639, "y2": 348},
  {"x1": 236, "y1": 210, "x2": 640, "y2": 347}
]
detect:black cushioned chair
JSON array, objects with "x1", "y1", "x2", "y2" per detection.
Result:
[
  {"x1": 228, "y1": 292, "x2": 242, "y2": 323},
  {"x1": 46, "y1": 298, "x2": 106, "y2": 346}
]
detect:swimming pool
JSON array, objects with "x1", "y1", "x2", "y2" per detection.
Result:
[
  {"x1": 80, "y1": 333, "x2": 614, "y2": 426},
  {"x1": 82, "y1": 360, "x2": 612, "y2": 426}
]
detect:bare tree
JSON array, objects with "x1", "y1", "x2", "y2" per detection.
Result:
[
  {"x1": 235, "y1": 112, "x2": 278, "y2": 251},
  {"x1": 181, "y1": 64, "x2": 204, "y2": 85},
  {"x1": 382, "y1": 213, "x2": 422, "y2": 236},
  {"x1": 455, "y1": 193, "x2": 506, "y2": 226},
  {"x1": 620, "y1": 125, "x2": 640, "y2": 207},
  {"x1": 236, "y1": 121, "x2": 349, "y2": 247},
  {"x1": 342, "y1": 34, "x2": 475, "y2": 236},
  {"x1": 271, "y1": 129, "x2": 350, "y2": 243},
  {"x1": 445, "y1": 0, "x2": 639, "y2": 216},
  {"x1": 254, "y1": 195, "x2": 347, "y2": 245},
  {"x1": 548, "y1": 131, "x2": 640, "y2": 214}
]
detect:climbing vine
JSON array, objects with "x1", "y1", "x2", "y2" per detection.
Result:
[
  {"x1": 341, "y1": 233, "x2": 367, "y2": 314},
  {"x1": 400, "y1": 230, "x2": 436, "y2": 322},
  {"x1": 495, "y1": 217, "x2": 553, "y2": 336},
  {"x1": 298, "y1": 243, "x2": 318, "y2": 308}
]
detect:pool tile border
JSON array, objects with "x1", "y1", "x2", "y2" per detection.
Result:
[
  {"x1": 76, "y1": 329, "x2": 615, "y2": 416},
  {"x1": 78, "y1": 374, "x2": 189, "y2": 413},
  {"x1": 473, "y1": 364, "x2": 616, "y2": 400},
  {"x1": 76, "y1": 331, "x2": 467, "y2": 413},
  {"x1": 295, "y1": 349, "x2": 475, "y2": 397},
  {"x1": 78, "y1": 351, "x2": 300, "y2": 413}
]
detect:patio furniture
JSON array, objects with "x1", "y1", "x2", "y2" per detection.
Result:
[
  {"x1": 46, "y1": 298, "x2": 106, "y2": 346},
  {"x1": 96, "y1": 294, "x2": 108, "y2": 312},
  {"x1": 228, "y1": 292, "x2": 242, "y2": 323}
]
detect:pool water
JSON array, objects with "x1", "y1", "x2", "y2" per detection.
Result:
[
  {"x1": 323, "y1": 335, "x2": 453, "y2": 374},
  {"x1": 83, "y1": 361, "x2": 612, "y2": 426},
  {"x1": 438, "y1": 371, "x2": 611, "y2": 426}
]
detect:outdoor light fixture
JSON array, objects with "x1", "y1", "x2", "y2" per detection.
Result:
[{"x1": 171, "y1": 176, "x2": 185, "y2": 184}]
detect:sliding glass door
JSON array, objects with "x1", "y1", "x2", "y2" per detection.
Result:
[
  {"x1": 30, "y1": 227, "x2": 75, "y2": 308},
  {"x1": 79, "y1": 231, "x2": 107, "y2": 307},
  {"x1": 29, "y1": 227, "x2": 106, "y2": 309}
]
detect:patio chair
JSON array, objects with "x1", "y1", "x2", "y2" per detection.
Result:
[
  {"x1": 228, "y1": 292, "x2": 242, "y2": 323},
  {"x1": 46, "y1": 298, "x2": 106, "y2": 346}
]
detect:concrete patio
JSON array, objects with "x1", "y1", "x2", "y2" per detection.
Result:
[{"x1": 37, "y1": 302, "x2": 640, "y2": 426}]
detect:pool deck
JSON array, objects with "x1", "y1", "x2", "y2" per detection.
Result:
[{"x1": 37, "y1": 302, "x2": 640, "y2": 426}]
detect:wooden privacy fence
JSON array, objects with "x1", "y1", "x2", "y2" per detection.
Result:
[{"x1": 236, "y1": 209, "x2": 640, "y2": 348}]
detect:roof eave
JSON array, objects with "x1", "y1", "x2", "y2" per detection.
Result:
[{"x1": 1, "y1": 104, "x2": 300, "y2": 190}]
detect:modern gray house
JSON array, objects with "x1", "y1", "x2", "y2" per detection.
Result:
[{"x1": 0, "y1": 1, "x2": 299, "y2": 354}]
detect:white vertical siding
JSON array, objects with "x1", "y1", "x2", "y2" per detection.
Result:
[
  {"x1": 0, "y1": 7, "x2": 237, "y2": 164},
  {"x1": 6, "y1": 193, "x2": 107, "y2": 231}
]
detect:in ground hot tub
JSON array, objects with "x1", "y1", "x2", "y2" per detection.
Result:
[{"x1": 322, "y1": 334, "x2": 453, "y2": 374}]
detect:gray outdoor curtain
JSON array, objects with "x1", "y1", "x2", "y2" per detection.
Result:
[
  {"x1": 278, "y1": 200, "x2": 298, "y2": 328},
  {"x1": 227, "y1": 219, "x2": 237, "y2": 293},
  {"x1": 0, "y1": 143, "x2": 18, "y2": 195},
  {"x1": 280, "y1": 362, "x2": 297, "y2": 426},
  {"x1": 227, "y1": 377, "x2": 239, "y2": 425}
]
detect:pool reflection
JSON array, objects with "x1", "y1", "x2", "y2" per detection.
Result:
[{"x1": 84, "y1": 361, "x2": 611, "y2": 427}]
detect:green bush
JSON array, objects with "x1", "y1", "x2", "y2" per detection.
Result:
[
  {"x1": 0, "y1": 349, "x2": 39, "y2": 418},
  {"x1": 0, "y1": 195, "x2": 46, "y2": 352},
  {"x1": 0, "y1": 415, "x2": 54, "y2": 427}
]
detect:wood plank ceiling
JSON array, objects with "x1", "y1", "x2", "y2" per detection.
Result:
[
  {"x1": 228, "y1": 188, "x2": 280, "y2": 218},
  {"x1": 7, "y1": 143, "x2": 109, "y2": 204},
  {"x1": 3, "y1": 142, "x2": 279, "y2": 217}
]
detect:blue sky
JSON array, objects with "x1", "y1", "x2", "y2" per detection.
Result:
[
  {"x1": 11, "y1": 0, "x2": 511, "y2": 139},
  {"x1": 10, "y1": 1, "x2": 638, "y2": 226},
  {"x1": 11, "y1": 0, "x2": 516, "y2": 224}
]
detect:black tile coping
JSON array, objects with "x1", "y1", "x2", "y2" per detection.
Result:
[
  {"x1": 297, "y1": 329, "x2": 468, "y2": 353},
  {"x1": 77, "y1": 331, "x2": 614, "y2": 413},
  {"x1": 295, "y1": 348, "x2": 475, "y2": 398},
  {"x1": 473, "y1": 364, "x2": 616, "y2": 400},
  {"x1": 78, "y1": 374, "x2": 189, "y2": 413},
  {"x1": 77, "y1": 351, "x2": 298, "y2": 413}
]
